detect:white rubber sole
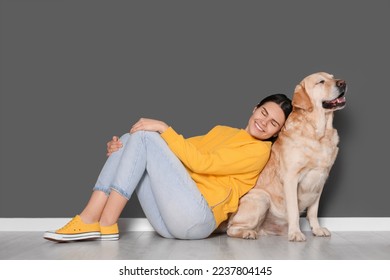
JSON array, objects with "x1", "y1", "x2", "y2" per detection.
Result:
[
  {"x1": 99, "y1": 234, "x2": 119, "y2": 241},
  {"x1": 43, "y1": 231, "x2": 101, "y2": 242}
]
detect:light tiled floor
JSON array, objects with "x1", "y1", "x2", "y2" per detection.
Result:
[{"x1": 0, "y1": 231, "x2": 389, "y2": 260}]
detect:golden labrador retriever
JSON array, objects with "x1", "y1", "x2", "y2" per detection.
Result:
[{"x1": 227, "y1": 72, "x2": 346, "y2": 242}]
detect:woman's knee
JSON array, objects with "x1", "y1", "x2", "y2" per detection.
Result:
[
  {"x1": 123, "y1": 131, "x2": 159, "y2": 142},
  {"x1": 119, "y1": 131, "x2": 153, "y2": 146},
  {"x1": 119, "y1": 133, "x2": 130, "y2": 142},
  {"x1": 143, "y1": 131, "x2": 163, "y2": 143}
]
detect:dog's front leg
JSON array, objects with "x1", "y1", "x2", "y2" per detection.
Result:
[
  {"x1": 284, "y1": 176, "x2": 306, "y2": 242},
  {"x1": 307, "y1": 194, "x2": 331, "y2": 237}
]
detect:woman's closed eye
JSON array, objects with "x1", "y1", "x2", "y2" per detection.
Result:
[{"x1": 271, "y1": 120, "x2": 279, "y2": 127}]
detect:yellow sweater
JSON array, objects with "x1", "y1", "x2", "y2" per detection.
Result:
[{"x1": 161, "y1": 125, "x2": 271, "y2": 227}]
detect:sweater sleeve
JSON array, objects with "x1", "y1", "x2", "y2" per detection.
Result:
[{"x1": 160, "y1": 126, "x2": 271, "y2": 175}]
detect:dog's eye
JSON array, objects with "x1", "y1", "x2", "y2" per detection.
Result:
[{"x1": 317, "y1": 80, "x2": 325, "y2": 85}]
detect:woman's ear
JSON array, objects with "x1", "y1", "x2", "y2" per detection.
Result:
[{"x1": 253, "y1": 106, "x2": 258, "y2": 113}]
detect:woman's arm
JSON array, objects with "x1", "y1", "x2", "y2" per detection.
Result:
[
  {"x1": 130, "y1": 118, "x2": 169, "y2": 134},
  {"x1": 161, "y1": 127, "x2": 271, "y2": 175}
]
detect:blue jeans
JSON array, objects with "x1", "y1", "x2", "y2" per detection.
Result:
[{"x1": 93, "y1": 131, "x2": 216, "y2": 239}]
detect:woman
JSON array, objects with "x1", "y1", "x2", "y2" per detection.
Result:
[{"x1": 44, "y1": 94, "x2": 292, "y2": 241}]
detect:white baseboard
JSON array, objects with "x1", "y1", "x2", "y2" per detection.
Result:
[
  {"x1": 0, "y1": 218, "x2": 154, "y2": 232},
  {"x1": 0, "y1": 217, "x2": 389, "y2": 231}
]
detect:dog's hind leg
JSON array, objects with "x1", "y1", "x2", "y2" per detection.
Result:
[{"x1": 227, "y1": 189, "x2": 270, "y2": 239}]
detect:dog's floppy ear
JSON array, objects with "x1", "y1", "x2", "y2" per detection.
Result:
[{"x1": 292, "y1": 84, "x2": 313, "y2": 112}]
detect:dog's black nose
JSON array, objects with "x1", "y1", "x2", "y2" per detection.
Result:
[{"x1": 336, "y1": 80, "x2": 346, "y2": 90}]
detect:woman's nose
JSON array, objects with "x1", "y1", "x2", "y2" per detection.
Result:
[{"x1": 260, "y1": 118, "x2": 268, "y2": 126}]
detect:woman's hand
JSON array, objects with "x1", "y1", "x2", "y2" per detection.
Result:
[
  {"x1": 106, "y1": 136, "x2": 123, "y2": 157},
  {"x1": 130, "y1": 118, "x2": 169, "y2": 134},
  {"x1": 107, "y1": 118, "x2": 168, "y2": 156}
]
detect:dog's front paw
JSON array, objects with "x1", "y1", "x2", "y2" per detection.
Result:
[
  {"x1": 312, "y1": 227, "x2": 331, "y2": 237},
  {"x1": 242, "y1": 230, "x2": 258, "y2": 240},
  {"x1": 227, "y1": 228, "x2": 258, "y2": 239},
  {"x1": 288, "y1": 231, "x2": 306, "y2": 242}
]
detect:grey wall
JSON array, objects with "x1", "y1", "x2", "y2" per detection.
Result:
[{"x1": 1, "y1": 0, "x2": 389, "y2": 218}]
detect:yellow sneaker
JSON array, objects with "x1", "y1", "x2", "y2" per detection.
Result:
[
  {"x1": 100, "y1": 223, "x2": 119, "y2": 241},
  {"x1": 43, "y1": 215, "x2": 100, "y2": 242}
]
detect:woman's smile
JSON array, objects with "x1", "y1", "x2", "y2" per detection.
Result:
[{"x1": 255, "y1": 121, "x2": 265, "y2": 132}]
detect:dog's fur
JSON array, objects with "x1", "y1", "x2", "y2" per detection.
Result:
[{"x1": 227, "y1": 72, "x2": 347, "y2": 241}]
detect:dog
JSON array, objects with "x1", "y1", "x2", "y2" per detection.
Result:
[{"x1": 227, "y1": 72, "x2": 347, "y2": 242}]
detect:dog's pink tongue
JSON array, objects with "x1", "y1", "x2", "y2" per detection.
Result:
[
  {"x1": 331, "y1": 96, "x2": 345, "y2": 104},
  {"x1": 337, "y1": 96, "x2": 346, "y2": 103}
]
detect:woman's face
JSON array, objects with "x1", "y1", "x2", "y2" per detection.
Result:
[{"x1": 245, "y1": 101, "x2": 286, "y2": 140}]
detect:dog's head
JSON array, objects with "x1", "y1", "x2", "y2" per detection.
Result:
[{"x1": 292, "y1": 72, "x2": 347, "y2": 112}]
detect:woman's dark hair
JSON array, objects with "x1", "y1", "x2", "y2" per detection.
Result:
[
  {"x1": 256, "y1": 93, "x2": 292, "y2": 121},
  {"x1": 255, "y1": 93, "x2": 292, "y2": 142}
]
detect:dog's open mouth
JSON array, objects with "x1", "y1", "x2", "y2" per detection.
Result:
[{"x1": 322, "y1": 92, "x2": 346, "y2": 109}]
